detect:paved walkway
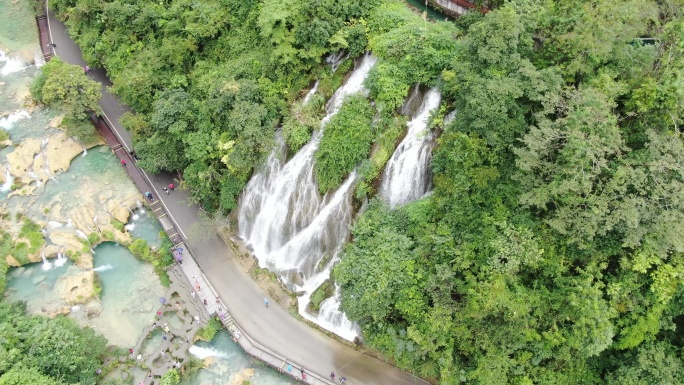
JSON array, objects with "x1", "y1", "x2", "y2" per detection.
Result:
[{"x1": 43, "y1": 4, "x2": 426, "y2": 385}]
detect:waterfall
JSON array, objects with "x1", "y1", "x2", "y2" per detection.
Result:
[
  {"x1": 0, "y1": 110, "x2": 30, "y2": 129},
  {"x1": 54, "y1": 251, "x2": 68, "y2": 267},
  {"x1": 0, "y1": 50, "x2": 30, "y2": 76},
  {"x1": 237, "y1": 54, "x2": 377, "y2": 339},
  {"x1": 1, "y1": 165, "x2": 13, "y2": 192},
  {"x1": 41, "y1": 251, "x2": 52, "y2": 271},
  {"x1": 302, "y1": 81, "x2": 319, "y2": 105},
  {"x1": 188, "y1": 345, "x2": 227, "y2": 359},
  {"x1": 379, "y1": 88, "x2": 441, "y2": 208}
]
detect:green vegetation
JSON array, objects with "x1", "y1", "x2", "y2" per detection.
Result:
[
  {"x1": 0, "y1": 302, "x2": 108, "y2": 384},
  {"x1": 19, "y1": 219, "x2": 44, "y2": 254},
  {"x1": 309, "y1": 279, "x2": 335, "y2": 312},
  {"x1": 0, "y1": 130, "x2": 9, "y2": 145},
  {"x1": 336, "y1": 1, "x2": 684, "y2": 384},
  {"x1": 160, "y1": 369, "x2": 180, "y2": 385},
  {"x1": 30, "y1": 58, "x2": 101, "y2": 144},
  {"x1": 52, "y1": 0, "x2": 382, "y2": 212},
  {"x1": 127, "y1": 236, "x2": 173, "y2": 287},
  {"x1": 195, "y1": 317, "x2": 222, "y2": 342},
  {"x1": 110, "y1": 219, "x2": 125, "y2": 232},
  {"x1": 355, "y1": 113, "x2": 406, "y2": 199},
  {"x1": 315, "y1": 95, "x2": 374, "y2": 193}
]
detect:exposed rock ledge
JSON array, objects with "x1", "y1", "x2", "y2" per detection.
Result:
[{"x1": 5, "y1": 131, "x2": 101, "y2": 190}]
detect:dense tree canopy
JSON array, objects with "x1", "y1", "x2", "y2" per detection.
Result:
[
  {"x1": 335, "y1": 0, "x2": 684, "y2": 383},
  {"x1": 30, "y1": 58, "x2": 101, "y2": 144},
  {"x1": 0, "y1": 302, "x2": 108, "y2": 384}
]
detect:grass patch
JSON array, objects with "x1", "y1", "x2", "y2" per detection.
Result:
[
  {"x1": 110, "y1": 219, "x2": 125, "y2": 232},
  {"x1": 11, "y1": 242, "x2": 30, "y2": 265},
  {"x1": 19, "y1": 219, "x2": 45, "y2": 254}
]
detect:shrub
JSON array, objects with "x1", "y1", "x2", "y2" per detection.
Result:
[
  {"x1": 315, "y1": 95, "x2": 374, "y2": 193},
  {"x1": 160, "y1": 369, "x2": 180, "y2": 385},
  {"x1": 195, "y1": 317, "x2": 222, "y2": 342},
  {"x1": 110, "y1": 219, "x2": 125, "y2": 232},
  {"x1": 11, "y1": 242, "x2": 30, "y2": 265}
]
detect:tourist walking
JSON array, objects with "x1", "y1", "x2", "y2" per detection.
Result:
[
  {"x1": 339, "y1": 376, "x2": 346, "y2": 384},
  {"x1": 163, "y1": 187, "x2": 169, "y2": 195},
  {"x1": 169, "y1": 183, "x2": 174, "y2": 191},
  {"x1": 330, "y1": 371, "x2": 336, "y2": 381},
  {"x1": 191, "y1": 291, "x2": 196, "y2": 299},
  {"x1": 264, "y1": 297, "x2": 269, "y2": 308},
  {"x1": 121, "y1": 159, "x2": 126, "y2": 167}
]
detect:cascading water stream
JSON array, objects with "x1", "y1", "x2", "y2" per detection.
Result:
[
  {"x1": 1, "y1": 165, "x2": 13, "y2": 192},
  {"x1": 237, "y1": 54, "x2": 377, "y2": 340},
  {"x1": 380, "y1": 88, "x2": 441, "y2": 208}
]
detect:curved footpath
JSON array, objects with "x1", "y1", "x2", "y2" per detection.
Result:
[{"x1": 42, "y1": 6, "x2": 426, "y2": 385}]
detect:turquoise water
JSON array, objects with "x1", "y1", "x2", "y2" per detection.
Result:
[
  {"x1": 184, "y1": 330, "x2": 298, "y2": 385},
  {"x1": 4, "y1": 258, "x2": 75, "y2": 315},
  {"x1": 24, "y1": 146, "x2": 135, "y2": 216},
  {"x1": 127, "y1": 208, "x2": 163, "y2": 248},
  {"x1": 88, "y1": 242, "x2": 165, "y2": 347}
]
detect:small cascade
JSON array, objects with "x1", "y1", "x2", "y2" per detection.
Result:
[
  {"x1": 67, "y1": 219, "x2": 73, "y2": 227},
  {"x1": 444, "y1": 109, "x2": 457, "y2": 126},
  {"x1": 188, "y1": 345, "x2": 228, "y2": 359},
  {"x1": 81, "y1": 148, "x2": 88, "y2": 157},
  {"x1": 41, "y1": 251, "x2": 52, "y2": 271},
  {"x1": 326, "y1": 51, "x2": 349, "y2": 72},
  {"x1": 238, "y1": 54, "x2": 377, "y2": 339},
  {"x1": 75, "y1": 230, "x2": 88, "y2": 239},
  {"x1": 1, "y1": 165, "x2": 13, "y2": 192},
  {"x1": 302, "y1": 81, "x2": 319, "y2": 105},
  {"x1": 93, "y1": 264, "x2": 113, "y2": 272},
  {"x1": 47, "y1": 220, "x2": 64, "y2": 229},
  {"x1": 54, "y1": 251, "x2": 68, "y2": 267},
  {"x1": 124, "y1": 223, "x2": 135, "y2": 231},
  {"x1": 380, "y1": 87, "x2": 441, "y2": 208},
  {"x1": 0, "y1": 50, "x2": 30, "y2": 76},
  {"x1": 123, "y1": 203, "x2": 139, "y2": 220},
  {"x1": 136, "y1": 200, "x2": 146, "y2": 214},
  {"x1": 0, "y1": 110, "x2": 30, "y2": 129}
]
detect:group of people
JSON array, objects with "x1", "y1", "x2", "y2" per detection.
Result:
[{"x1": 144, "y1": 184, "x2": 175, "y2": 201}]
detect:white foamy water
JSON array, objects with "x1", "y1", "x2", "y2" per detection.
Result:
[
  {"x1": 237, "y1": 54, "x2": 377, "y2": 340},
  {"x1": 1, "y1": 166, "x2": 13, "y2": 192},
  {"x1": 302, "y1": 81, "x2": 319, "y2": 105},
  {"x1": 189, "y1": 345, "x2": 228, "y2": 359},
  {"x1": 0, "y1": 110, "x2": 30, "y2": 129},
  {"x1": 93, "y1": 264, "x2": 113, "y2": 272},
  {"x1": 0, "y1": 50, "x2": 30, "y2": 76},
  {"x1": 380, "y1": 88, "x2": 441, "y2": 208}
]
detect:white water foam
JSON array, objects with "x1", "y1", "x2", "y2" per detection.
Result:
[
  {"x1": 380, "y1": 88, "x2": 441, "y2": 208},
  {"x1": 0, "y1": 110, "x2": 30, "y2": 130},
  {"x1": 188, "y1": 345, "x2": 228, "y2": 359},
  {"x1": 238, "y1": 54, "x2": 377, "y2": 340},
  {"x1": 0, "y1": 50, "x2": 30, "y2": 76},
  {"x1": 93, "y1": 264, "x2": 113, "y2": 272},
  {"x1": 1, "y1": 166, "x2": 13, "y2": 192}
]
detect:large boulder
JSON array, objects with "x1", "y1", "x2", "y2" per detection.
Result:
[{"x1": 55, "y1": 270, "x2": 96, "y2": 304}]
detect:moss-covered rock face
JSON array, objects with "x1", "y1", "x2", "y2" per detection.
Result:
[{"x1": 308, "y1": 278, "x2": 336, "y2": 313}]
